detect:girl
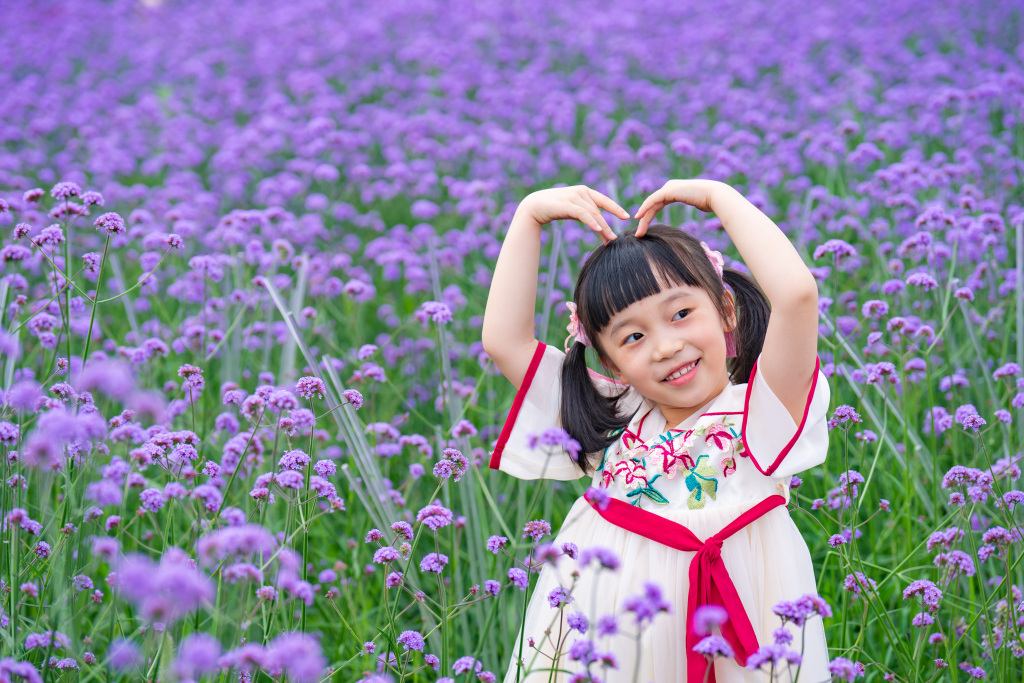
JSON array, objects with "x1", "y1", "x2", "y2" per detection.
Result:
[{"x1": 481, "y1": 179, "x2": 831, "y2": 683}]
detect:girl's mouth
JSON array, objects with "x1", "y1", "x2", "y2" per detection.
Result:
[{"x1": 662, "y1": 359, "x2": 699, "y2": 385}]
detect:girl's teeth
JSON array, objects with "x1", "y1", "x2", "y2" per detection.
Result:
[{"x1": 665, "y1": 360, "x2": 697, "y2": 381}]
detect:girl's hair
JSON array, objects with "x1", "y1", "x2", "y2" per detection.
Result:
[{"x1": 559, "y1": 224, "x2": 770, "y2": 475}]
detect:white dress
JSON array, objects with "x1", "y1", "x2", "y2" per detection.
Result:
[{"x1": 489, "y1": 342, "x2": 832, "y2": 683}]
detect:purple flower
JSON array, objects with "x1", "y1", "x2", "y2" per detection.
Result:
[
  {"x1": 579, "y1": 547, "x2": 620, "y2": 570},
  {"x1": 416, "y1": 502, "x2": 453, "y2": 531},
  {"x1": 452, "y1": 656, "x2": 482, "y2": 675},
  {"x1": 139, "y1": 488, "x2": 164, "y2": 513},
  {"x1": 521, "y1": 519, "x2": 551, "y2": 543},
  {"x1": 813, "y1": 239, "x2": 857, "y2": 260},
  {"x1": 94, "y1": 212, "x2": 126, "y2": 235},
  {"x1": 373, "y1": 547, "x2": 401, "y2": 564},
  {"x1": 567, "y1": 611, "x2": 589, "y2": 633},
  {"x1": 842, "y1": 572, "x2": 877, "y2": 599},
  {"x1": 419, "y1": 552, "x2": 448, "y2": 573},
  {"x1": 623, "y1": 582, "x2": 672, "y2": 625},
  {"x1": 546, "y1": 586, "x2": 573, "y2": 608},
  {"x1": 391, "y1": 521, "x2": 413, "y2": 541},
  {"x1": 693, "y1": 604, "x2": 729, "y2": 635},
  {"x1": 314, "y1": 459, "x2": 336, "y2": 477},
  {"x1": 107, "y1": 639, "x2": 142, "y2": 670},
  {"x1": 905, "y1": 272, "x2": 938, "y2": 291},
  {"x1": 278, "y1": 449, "x2": 311, "y2": 471},
  {"x1": 264, "y1": 632, "x2": 326, "y2": 683},
  {"x1": 903, "y1": 579, "x2": 942, "y2": 611},
  {"x1": 385, "y1": 572, "x2": 403, "y2": 588},
  {"x1": 173, "y1": 633, "x2": 222, "y2": 680},
  {"x1": 72, "y1": 574, "x2": 94, "y2": 591},
  {"x1": 507, "y1": 567, "x2": 529, "y2": 590},
  {"x1": 295, "y1": 376, "x2": 326, "y2": 400},
  {"x1": 343, "y1": 389, "x2": 364, "y2": 409},
  {"x1": 417, "y1": 301, "x2": 453, "y2": 325},
  {"x1": 397, "y1": 630, "x2": 425, "y2": 652},
  {"x1": 485, "y1": 535, "x2": 507, "y2": 553},
  {"x1": 693, "y1": 635, "x2": 734, "y2": 658},
  {"x1": 828, "y1": 657, "x2": 866, "y2": 681},
  {"x1": 50, "y1": 181, "x2": 82, "y2": 200}
]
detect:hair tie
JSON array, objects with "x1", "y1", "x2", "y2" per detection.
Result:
[
  {"x1": 701, "y1": 241, "x2": 725, "y2": 280},
  {"x1": 564, "y1": 302, "x2": 591, "y2": 352},
  {"x1": 701, "y1": 241, "x2": 737, "y2": 358}
]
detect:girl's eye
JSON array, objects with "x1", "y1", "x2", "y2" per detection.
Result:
[
  {"x1": 625, "y1": 332, "x2": 642, "y2": 344},
  {"x1": 673, "y1": 309, "x2": 691, "y2": 320}
]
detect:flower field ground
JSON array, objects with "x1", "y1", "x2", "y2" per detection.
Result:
[{"x1": 1, "y1": 0, "x2": 1024, "y2": 681}]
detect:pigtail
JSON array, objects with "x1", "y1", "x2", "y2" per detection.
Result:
[
  {"x1": 722, "y1": 269, "x2": 771, "y2": 384},
  {"x1": 559, "y1": 340, "x2": 630, "y2": 475}
]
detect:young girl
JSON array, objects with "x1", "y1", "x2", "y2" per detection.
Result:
[{"x1": 481, "y1": 179, "x2": 831, "y2": 683}]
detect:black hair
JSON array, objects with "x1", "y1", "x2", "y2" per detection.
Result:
[{"x1": 559, "y1": 224, "x2": 770, "y2": 475}]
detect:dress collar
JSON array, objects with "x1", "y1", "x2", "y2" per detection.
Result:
[{"x1": 628, "y1": 386, "x2": 736, "y2": 444}]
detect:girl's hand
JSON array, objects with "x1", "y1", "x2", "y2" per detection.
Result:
[
  {"x1": 633, "y1": 179, "x2": 728, "y2": 237},
  {"x1": 521, "y1": 186, "x2": 630, "y2": 245}
]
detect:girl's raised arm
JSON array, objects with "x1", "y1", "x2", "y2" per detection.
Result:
[
  {"x1": 482, "y1": 187, "x2": 628, "y2": 390},
  {"x1": 635, "y1": 179, "x2": 820, "y2": 425}
]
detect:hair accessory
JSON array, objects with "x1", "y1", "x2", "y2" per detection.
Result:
[
  {"x1": 700, "y1": 241, "x2": 725, "y2": 280},
  {"x1": 564, "y1": 302, "x2": 591, "y2": 352},
  {"x1": 700, "y1": 241, "x2": 737, "y2": 358}
]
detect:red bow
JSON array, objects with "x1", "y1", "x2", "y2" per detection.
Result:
[{"x1": 584, "y1": 492, "x2": 787, "y2": 682}]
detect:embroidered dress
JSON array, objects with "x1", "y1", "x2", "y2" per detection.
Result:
[{"x1": 489, "y1": 342, "x2": 831, "y2": 683}]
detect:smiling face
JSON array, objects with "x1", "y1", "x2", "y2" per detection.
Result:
[{"x1": 595, "y1": 277, "x2": 736, "y2": 428}]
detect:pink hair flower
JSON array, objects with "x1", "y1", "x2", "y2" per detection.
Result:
[{"x1": 564, "y1": 302, "x2": 591, "y2": 352}]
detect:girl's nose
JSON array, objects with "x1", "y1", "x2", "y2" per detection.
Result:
[{"x1": 652, "y1": 331, "x2": 685, "y2": 362}]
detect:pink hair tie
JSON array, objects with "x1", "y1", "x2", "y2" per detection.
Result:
[
  {"x1": 564, "y1": 302, "x2": 591, "y2": 352},
  {"x1": 700, "y1": 241, "x2": 737, "y2": 358},
  {"x1": 701, "y1": 241, "x2": 725, "y2": 280}
]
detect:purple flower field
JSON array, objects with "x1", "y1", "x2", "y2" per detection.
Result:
[{"x1": 1, "y1": 0, "x2": 1023, "y2": 680}]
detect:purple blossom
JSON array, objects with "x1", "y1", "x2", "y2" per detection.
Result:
[
  {"x1": 94, "y1": 212, "x2": 126, "y2": 235},
  {"x1": 693, "y1": 604, "x2": 729, "y2": 635},
  {"x1": 567, "y1": 611, "x2": 588, "y2": 633},
  {"x1": 295, "y1": 376, "x2": 326, "y2": 400},
  {"x1": 419, "y1": 552, "x2": 449, "y2": 573},
  {"x1": 343, "y1": 389, "x2": 364, "y2": 409},
  {"x1": 521, "y1": 519, "x2": 551, "y2": 543},
  {"x1": 416, "y1": 502, "x2": 453, "y2": 530},
  {"x1": 623, "y1": 582, "x2": 672, "y2": 625},
  {"x1": 507, "y1": 567, "x2": 529, "y2": 590},
  {"x1": 828, "y1": 657, "x2": 866, "y2": 681},
  {"x1": 397, "y1": 630, "x2": 424, "y2": 652},
  {"x1": 693, "y1": 635, "x2": 734, "y2": 658},
  {"x1": 546, "y1": 586, "x2": 573, "y2": 608},
  {"x1": 485, "y1": 535, "x2": 508, "y2": 553}
]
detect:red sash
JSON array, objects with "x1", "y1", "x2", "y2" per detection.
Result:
[{"x1": 583, "y1": 492, "x2": 787, "y2": 683}]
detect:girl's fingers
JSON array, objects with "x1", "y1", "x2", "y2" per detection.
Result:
[
  {"x1": 571, "y1": 196, "x2": 616, "y2": 242},
  {"x1": 635, "y1": 201, "x2": 665, "y2": 237},
  {"x1": 585, "y1": 187, "x2": 631, "y2": 219},
  {"x1": 634, "y1": 190, "x2": 665, "y2": 219},
  {"x1": 567, "y1": 205, "x2": 608, "y2": 240}
]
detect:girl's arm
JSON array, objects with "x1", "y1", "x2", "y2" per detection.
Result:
[
  {"x1": 635, "y1": 180, "x2": 819, "y2": 425},
  {"x1": 709, "y1": 183, "x2": 819, "y2": 425},
  {"x1": 481, "y1": 207, "x2": 545, "y2": 390},
  {"x1": 483, "y1": 187, "x2": 628, "y2": 390}
]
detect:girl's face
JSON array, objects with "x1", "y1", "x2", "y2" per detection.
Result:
[{"x1": 595, "y1": 277, "x2": 736, "y2": 428}]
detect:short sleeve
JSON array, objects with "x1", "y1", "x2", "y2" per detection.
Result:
[
  {"x1": 740, "y1": 355, "x2": 830, "y2": 478},
  {"x1": 488, "y1": 341, "x2": 638, "y2": 481}
]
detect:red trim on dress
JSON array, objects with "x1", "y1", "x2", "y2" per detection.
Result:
[
  {"x1": 489, "y1": 341, "x2": 548, "y2": 470},
  {"x1": 740, "y1": 356, "x2": 821, "y2": 476}
]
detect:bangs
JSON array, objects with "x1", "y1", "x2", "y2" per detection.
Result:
[{"x1": 576, "y1": 235, "x2": 704, "y2": 338}]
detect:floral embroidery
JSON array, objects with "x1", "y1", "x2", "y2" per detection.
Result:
[
  {"x1": 647, "y1": 429, "x2": 696, "y2": 479},
  {"x1": 597, "y1": 415, "x2": 744, "y2": 509},
  {"x1": 721, "y1": 456, "x2": 737, "y2": 477},
  {"x1": 684, "y1": 455, "x2": 719, "y2": 510}
]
